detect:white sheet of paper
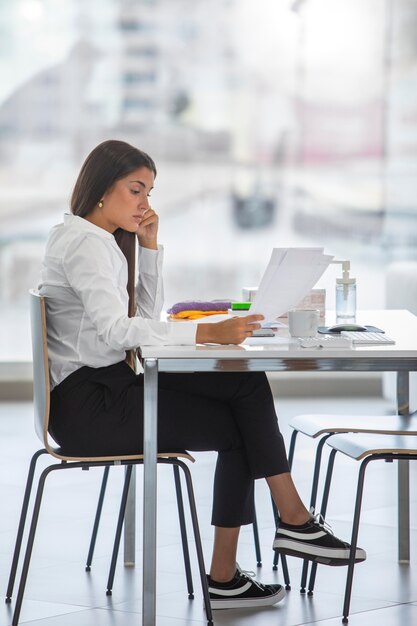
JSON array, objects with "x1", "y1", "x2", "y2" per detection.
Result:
[{"x1": 249, "y1": 247, "x2": 334, "y2": 320}]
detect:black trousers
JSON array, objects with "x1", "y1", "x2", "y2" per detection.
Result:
[{"x1": 50, "y1": 361, "x2": 289, "y2": 527}]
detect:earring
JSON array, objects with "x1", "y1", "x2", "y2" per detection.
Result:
[{"x1": 98, "y1": 201, "x2": 103, "y2": 208}]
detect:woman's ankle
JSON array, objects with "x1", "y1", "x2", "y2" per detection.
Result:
[
  {"x1": 279, "y1": 511, "x2": 311, "y2": 526},
  {"x1": 209, "y1": 566, "x2": 237, "y2": 583}
]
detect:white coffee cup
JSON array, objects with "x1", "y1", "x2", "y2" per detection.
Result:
[{"x1": 288, "y1": 309, "x2": 320, "y2": 338}]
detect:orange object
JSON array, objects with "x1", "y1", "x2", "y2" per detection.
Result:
[{"x1": 170, "y1": 310, "x2": 228, "y2": 320}]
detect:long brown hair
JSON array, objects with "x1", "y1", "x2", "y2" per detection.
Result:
[{"x1": 71, "y1": 140, "x2": 157, "y2": 365}]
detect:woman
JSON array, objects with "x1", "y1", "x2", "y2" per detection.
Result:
[{"x1": 38, "y1": 140, "x2": 365, "y2": 610}]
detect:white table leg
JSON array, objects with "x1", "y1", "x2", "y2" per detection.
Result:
[
  {"x1": 397, "y1": 370, "x2": 410, "y2": 562},
  {"x1": 143, "y1": 359, "x2": 158, "y2": 626}
]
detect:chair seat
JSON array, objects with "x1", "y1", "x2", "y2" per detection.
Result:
[
  {"x1": 48, "y1": 444, "x2": 195, "y2": 464},
  {"x1": 327, "y1": 432, "x2": 417, "y2": 460},
  {"x1": 289, "y1": 414, "x2": 417, "y2": 438}
]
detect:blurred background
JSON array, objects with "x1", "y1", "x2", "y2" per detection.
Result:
[{"x1": 0, "y1": 0, "x2": 416, "y2": 364}]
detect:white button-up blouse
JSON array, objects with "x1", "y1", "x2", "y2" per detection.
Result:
[{"x1": 38, "y1": 214, "x2": 196, "y2": 389}]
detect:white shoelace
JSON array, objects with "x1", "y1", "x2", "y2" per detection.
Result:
[
  {"x1": 236, "y1": 563, "x2": 264, "y2": 590},
  {"x1": 309, "y1": 508, "x2": 334, "y2": 535}
]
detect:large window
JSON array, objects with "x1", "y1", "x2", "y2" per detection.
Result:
[{"x1": 0, "y1": 0, "x2": 416, "y2": 361}]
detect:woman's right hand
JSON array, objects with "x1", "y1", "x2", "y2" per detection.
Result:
[{"x1": 195, "y1": 314, "x2": 264, "y2": 345}]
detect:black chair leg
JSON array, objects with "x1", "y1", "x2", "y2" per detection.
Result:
[
  {"x1": 106, "y1": 465, "x2": 133, "y2": 595},
  {"x1": 307, "y1": 448, "x2": 338, "y2": 595},
  {"x1": 5, "y1": 449, "x2": 47, "y2": 603},
  {"x1": 85, "y1": 466, "x2": 110, "y2": 571},
  {"x1": 272, "y1": 498, "x2": 280, "y2": 571},
  {"x1": 173, "y1": 464, "x2": 194, "y2": 599},
  {"x1": 12, "y1": 463, "x2": 63, "y2": 626},
  {"x1": 280, "y1": 553, "x2": 291, "y2": 590},
  {"x1": 270, "y1": 499, "x2": 291, "y2": 588},
  {"x1": 252, "y1": 508, "x2": 262, "y2": 567},
  {"x1": 288, "y1": 429, "x2": 299, "y2": 471},
  {"x1": 342, "y1": 457, "x2": 371, "y2": 622},
  {"x1": 174, "y1": 459, "x2": 213, "y2": 626},
  {"x1": 272, "y1": 429, "x2": 299, "y2": 572},
  {"x1": 300, "y1": 433, "x2": 334, "y2": 593}
]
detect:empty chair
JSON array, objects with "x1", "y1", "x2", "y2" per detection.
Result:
[
  {"x1": 277, "y1": 412, "x2": 417, "y2": 591},
  {"x1": 308, "y1": 431, "x2": 417, "y2": 622}
]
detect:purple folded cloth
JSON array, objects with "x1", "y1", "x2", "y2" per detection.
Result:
[{"x1": 167, "y1": 300, "x2": 232, "y2": 314}]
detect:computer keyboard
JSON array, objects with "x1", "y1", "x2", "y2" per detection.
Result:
[
  {"x1": 299, "y1": 336, "x2": 352, "y2": 349},
  {"x1": 340, "y1": 331, "x2": 395, "y2": 345}
]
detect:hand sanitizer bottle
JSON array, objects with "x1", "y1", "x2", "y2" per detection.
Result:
[{"x1": 335, "y1": 261, "x2": 356, "y2": 321}]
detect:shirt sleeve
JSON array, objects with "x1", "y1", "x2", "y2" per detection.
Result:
[
  {"x1": 136, "y1": 244, "x2": 164, "y2": 319},
  {"x1": 62, "y1": 234, "x2": 196, "y2": 349}
]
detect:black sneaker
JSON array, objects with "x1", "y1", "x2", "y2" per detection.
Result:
[
  {"x1": 273, "y1": 514, "x2": 366, "y2": 566},
  {"x1": 207, "y1": 565, "x2": 285, "y2": 609}
]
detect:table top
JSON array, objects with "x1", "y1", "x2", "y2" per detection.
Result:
[{"x1": 140, "y1": 310, "x2": 417, "y2": 371}]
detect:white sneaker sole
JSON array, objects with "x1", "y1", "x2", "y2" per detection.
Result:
[
  {"x1": 273, "y1": 538, "x2": 366, "y2": 565},
  {"x1": 209, "y1": 586, "x2": 286, "y2": 610}
]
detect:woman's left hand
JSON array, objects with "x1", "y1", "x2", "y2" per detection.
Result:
[{"x1": 136, "y1": 207, "x2": 159, "y2": 250}]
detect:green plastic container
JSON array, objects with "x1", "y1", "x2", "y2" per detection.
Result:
[{"x1": 231, "y1": 302, "x2": 252, "y2": 311}]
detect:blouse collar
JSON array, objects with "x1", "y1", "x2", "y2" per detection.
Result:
[{"x1": 63, "y1": 213, "x2": 114, "y2": 240}]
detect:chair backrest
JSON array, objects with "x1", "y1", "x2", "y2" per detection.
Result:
[{"x1": 29, "y1": 289, "x2": 51, "y2": 449}]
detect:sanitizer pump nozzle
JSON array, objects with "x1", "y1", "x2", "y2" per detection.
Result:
[{"x1": 332, "y1": 260, "x2": 356, "y2": 321}]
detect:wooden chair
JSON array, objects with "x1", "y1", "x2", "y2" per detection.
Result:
[
  {"x1": 278, "y1": 412, "x2": 417, "y2": 591},
  {"x1": 5, "y1": 291, "x2": 213, "y2": 626},
  {"x1": 308, "y1": 432, "x2": 417, "y2": 622}
]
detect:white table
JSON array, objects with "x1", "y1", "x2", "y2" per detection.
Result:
[{"x1": 139, "y1": 309, "x2": 417, "y2": 626}]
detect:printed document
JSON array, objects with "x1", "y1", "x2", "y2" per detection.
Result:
[{"x1": 249, "y1": 248, "x2": 333, "y2": 321}]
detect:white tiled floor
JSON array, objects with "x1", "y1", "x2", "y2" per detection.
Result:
[{"x1": 1, "y1": 392, "x2": 417, "y2": 626}]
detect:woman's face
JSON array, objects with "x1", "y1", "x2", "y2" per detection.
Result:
[{"x1": 96, "y1": 166, "x2": 155, "y2": 234}]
